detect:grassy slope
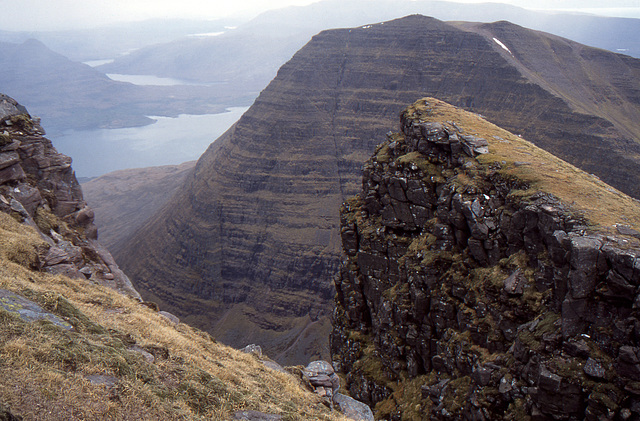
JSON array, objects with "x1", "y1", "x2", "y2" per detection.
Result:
[
  {"x1": 0, "y1": 212, "x2": 347, "y2": 420},
  {"x1": 456, "y1": 21, "x2": 640, "y2": 144},
  {"x1": 404, "y1": 97, "x2": 640, "y2": 232}
]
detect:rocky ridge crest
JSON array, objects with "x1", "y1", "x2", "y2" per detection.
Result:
[
  {"x1": 332, "y1": 98, "x2": 640, "y2": 419},
  {"x1": 0, "y1": 94, "x2": 140, "y2": 299}
]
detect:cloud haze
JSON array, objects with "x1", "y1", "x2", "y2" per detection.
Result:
[{"x1": 1, "y1": 0, "x2": 638, "y2": 31}]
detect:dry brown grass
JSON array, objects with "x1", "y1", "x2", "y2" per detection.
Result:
[
  {"x1": 0, "y1": 212, "x2": 348, "y2": 420},
  {"x1": 404, "y1": 97, "x2": 640, "y2": 233}
]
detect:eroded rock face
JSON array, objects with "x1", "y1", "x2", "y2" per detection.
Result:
[
  {"x1": 332, "y1": 100, "x2": 640, "y2": 419},
  {"x1": 0, "y1": 94, "x2": 140, "y2": 300}
]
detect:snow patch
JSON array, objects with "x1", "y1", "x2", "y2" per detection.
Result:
[
  {"x1": 189, "y1": 31, "x2": 225, "y2": 37},
  {"x1": 493, "y1": 37, "x2": 513, "y2": 55},
  {"x1": 83, "y1": 59, "x2": 114, "y2": 67}
]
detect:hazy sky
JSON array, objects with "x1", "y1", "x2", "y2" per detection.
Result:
[{"x1": 2, "y1": 0, "x2": 639, "y2": 31}]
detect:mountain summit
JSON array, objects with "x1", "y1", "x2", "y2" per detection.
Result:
[{"x1": 117, "y1": 15, "x2": 640, "y2": 364}]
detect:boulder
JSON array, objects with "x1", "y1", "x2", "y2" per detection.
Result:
[
  {"x1": 158, "y1": 311, "x2": 180, "y2": 324},
  {"x1": 241, "y1": 344, "x2": 263, "y2": 357},
  {"x1": 333, "y1": 393, "x2": 375, "y2": 421},
  {"x1": 303, "y1": 360, "x2": 341, "y2": 397}
]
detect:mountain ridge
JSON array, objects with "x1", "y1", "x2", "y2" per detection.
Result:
[
  {"x1": 116, "y1": 15, "x2": 640, "y2": 364},
  {"x1": 331, "y1": 96, "x2": 640, "y2": 419}
]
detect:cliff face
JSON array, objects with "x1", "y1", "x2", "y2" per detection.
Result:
[
  {"x1": 332, "y1": 98, "x2": 640, "y2": 419},
  {"x1": 116, "y1": 15, "x2": 640, "y2": 364},
  {"x1": 0, "y1": 94, "x2": 140, "y2": 299}
]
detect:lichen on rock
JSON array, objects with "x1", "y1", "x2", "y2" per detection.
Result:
[{"x1": 331, "y1": 98, "x2": 640, "y2": 419}]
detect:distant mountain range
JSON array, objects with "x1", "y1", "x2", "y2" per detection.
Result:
[
  {"x1": 0, "y1": 39, "x2": 243, "y2": 135},
  {"x1": 113, "y1": 15, "x2": 640, "y2": 364},
  {"x1": 0, "y1": 0, "x2": 637, "y2": 139},
  {"x1": 0, "y1": 18, "x2": 241, "y2": 62},
  {"x1": 98, "y1": 0, "x2": 640, "y2": 91}
]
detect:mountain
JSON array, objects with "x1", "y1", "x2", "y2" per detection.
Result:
[
  {"x1": 115, "y1": 15, "x2": 640, "y2": 365},
  {"x1": 81, "y1": 161, "x2": 196, "y2": 251},
  {"x1": 332, "y1": 96, "x2": 640, "y2": 419},
  {"x1": 0, "y1": 94, "x2": 360, "y2": 421},
  {"x1": 0, "y1": 39, "x2": 235, "y2": 134},
  {"x1": 0, "y1": 19, "x2": 242, "y2": 62},
  {"x1": 97, "y1": 0, "x2": 640, "y2": 101}
]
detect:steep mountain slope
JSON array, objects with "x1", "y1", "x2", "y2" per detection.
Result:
[
  {"x1": 117, "y1": 16, "x2": 640, "y2": 364},
  {"x1": 0, "y1": 94, "x2": 351, "y2": 421},
  {"x1": 0, "y1": 39, "x2": 234, "y2": 134},
  {"x1": 332, "y1": 97, "x2": 640, "y2": 419},
  {"x1": 81, "y1": 161, "x2": 196, "y2": 251},
  {"x1": 98, "y1": 0, "x2": 640, "y2": 98}
]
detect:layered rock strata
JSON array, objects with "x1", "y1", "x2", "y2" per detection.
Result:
[
  {"x1": 0, "y1": 94, "x2": 140, "y2": 299},
  {"x1": 116, "y1": 15, "x2": 640, "y2": 363},
  {"x1": 81, "y1": 161, "x2": 196, "y2": 251},
  {"x1": 332, "y1": 98, "x2": 640, "y2": 419}
]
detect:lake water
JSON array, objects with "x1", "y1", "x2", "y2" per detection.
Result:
[
  {"x1": 50, "y1": 107, "x2": 249, "y2": 178},
  {"x1": 106, "y1": 73, "x2": 223, "y2": 86}
]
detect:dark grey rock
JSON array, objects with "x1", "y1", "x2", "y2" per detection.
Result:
[
  {"x1": 241, "y1": 344, "x2": 263, "y2": 357},
  {"x1": 261, "y1": 360, "x2": 286, "y2": 373},
  {"x1": 129, "y1": 345, "x2": 155, "y2": 363},
  {"x1": 0, "y1": 94, "x2": 28, "y2": 121},
  {"x1": 0, "y1": 288, "x2": 72, "y2": 330},
  {"x1": 0, "y1": 151, "x2": 19, "y2": 170},
  {"x1": 472, "y1": 366, "x2": 494, "y2": 386},
  {"x1": 583, "y1": 358, "x2": 606, "y2": 380},
  {"x1": 333, "y1": 393, "x2": 374, "y2": 421},
  {"x1": 0, "y1": 164, "x2": 25, "y2": 185},
  {"x1": 616, "y1": 346, "x2": 640, "y2": 381},
  {"x1": 158, "y1": 311, "x2": 180, "y2": 324},
  {"x1": 45, "y1": 263, "x2": 85, "y2": 280},
  {"x1": 561, "y1": 298, "x2": 589, "y2": 337},
  {"x1": 616, "y1": 225, "x2": 640, "y2": 238},
  {"x1": 303, "y1": 360, "x2": 340, "y2": 397},
  {"x1": 504, "y1": 269, "x2": 525, "y2": 295},
  {"x1": 83, "y1": 374, "x2": 118, "y2": 387}
]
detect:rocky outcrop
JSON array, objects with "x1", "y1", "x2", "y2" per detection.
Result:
[
  {"x1": 116, "y1": 15, "x2": 640, "y2": 364},
  {"x1": 238, "y1": 342, "x2": 373, "y2": 421},
  {"x1": 332, "y1": 98, "x2": 640, "y2": 419},
  {"x1": 0, "y1": 94, "x2": 140, "y2": 299}
]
